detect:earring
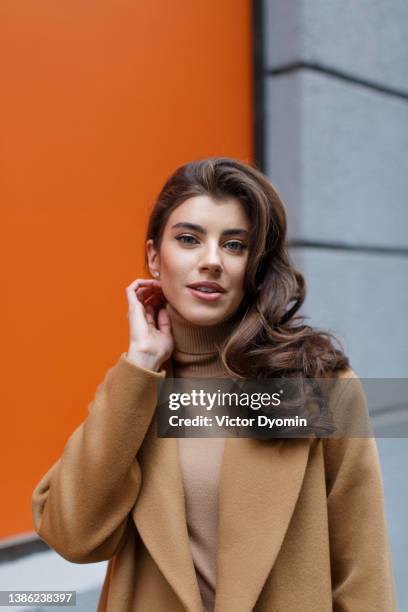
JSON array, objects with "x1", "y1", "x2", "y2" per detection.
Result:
[{"x1": 154, "y1": 271, "x2": 160, "y2": 278}]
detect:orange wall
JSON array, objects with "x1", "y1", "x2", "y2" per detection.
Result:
[{"x1": 1, "y1": 1, "x2": 253, "y2": 538}]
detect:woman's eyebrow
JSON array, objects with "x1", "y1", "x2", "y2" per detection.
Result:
[{"x1": 171, "y1": 222, "x2": 249, "y2": 237}]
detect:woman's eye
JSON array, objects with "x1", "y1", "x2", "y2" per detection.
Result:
[
  {"x1": 175, "y1": 235, "x2": 247, "y2": 252},
  {"x1": 225, "y1": 241, "x2": 247, "y2": 252},
  {"x1": 176, "y1": 234, "x2": 199, "y2": 245}
]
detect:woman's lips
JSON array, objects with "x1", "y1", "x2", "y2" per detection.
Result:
[{"x1": 187, "y1": 287, "x2": 224, "y2": 302}]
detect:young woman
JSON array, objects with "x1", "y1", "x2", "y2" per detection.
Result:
[{"x1": 32, "y1": 157, "x2": 396, "y2": 611}]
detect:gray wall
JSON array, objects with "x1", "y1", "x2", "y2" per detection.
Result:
[
  {"x1": 260, "y1": 1, "x2": 408, "y2": 608},
  {"x1": 261, "y1": 0, "x2": 408, "y2": 378}
]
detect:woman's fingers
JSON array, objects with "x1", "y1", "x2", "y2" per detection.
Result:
[
  {"x1": 125, "y1": 279, "x2": 174, "y2": 367},
  {"x1": 136, "y1": 286, "x2": 159, "y2": 303},
  {"x1": 135, "y1": 282, "x2": 163, "y2": 298},
  {"x1": 145, "y1": 303, "x2": 156, "y2": 326},
  {"x1": 136, "y1": 284, "x2": 166, "y2": 310},
  {"x1": 126, "y1": 279, "x2": 162, "y2": 306},
  {"x1": 127, "y1": 279, "x2": 161, "y2": 294},
  {"x1": 126, "y1": 279, "x2": 166, "y2": 330},
  {"x1": 144, "y1": 293, "x2": 167, "y2": 328},
  {"x1": 157, "y1": 307, "x2": 172, "y2": 334}
]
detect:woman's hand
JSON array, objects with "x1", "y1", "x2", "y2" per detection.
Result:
[{"x1": 125, "y1": 279, "x2": 174, "y2": 372}]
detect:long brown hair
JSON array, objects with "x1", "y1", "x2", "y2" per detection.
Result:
[{"x1": 145, "y1": 156, "x2": 350, "y2": 380}]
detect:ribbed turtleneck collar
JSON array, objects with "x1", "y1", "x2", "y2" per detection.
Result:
[
  {"x1": 164, "y1": 302, "x2": 240, "y2": 377},
  {"x1": 165, "y1": 302, "x2": 239, "y2": 355}
]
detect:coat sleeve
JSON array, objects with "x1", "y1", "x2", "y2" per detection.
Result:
[
  {"x1": 31, "y1": 352, "x2": 166, "y2": 564},
  {"x1": 323, "y1": 372, "x2": 398, "y2": 612}
]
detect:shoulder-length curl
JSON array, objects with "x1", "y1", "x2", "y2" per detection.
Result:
[{"x1": 145, "y1": 156, "x2": 350, "y2": 380}]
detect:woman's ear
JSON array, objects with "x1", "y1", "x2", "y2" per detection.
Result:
[{"x1": 146, "y1": 239, "x2": 160, "y2": 277}]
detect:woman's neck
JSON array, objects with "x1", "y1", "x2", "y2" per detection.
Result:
[{"x1": 164, "y1": 302, "x2": 240, "y2": 377}]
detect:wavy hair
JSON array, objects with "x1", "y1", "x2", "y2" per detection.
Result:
[{"x1": 145, "y1": 156, "x2": 350, "y2": 381}]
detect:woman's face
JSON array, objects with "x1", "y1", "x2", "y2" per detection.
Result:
[{"x1": 146, "y1": 195, "x2": 250, "y2": 325}]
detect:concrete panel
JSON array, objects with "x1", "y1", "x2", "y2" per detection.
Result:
[
  {"x1": 263, "y1": 0, "x2": 408, "y2": 93},
  {"x1": 264, "y1": 74, "x2": 303, "y2": 237},
  {"x1": 289, "y1": 247, "x2": 408, "y2": 377},
  {"x1": 266, "y1": 71, "x2": 408, "y2": 247},
  {"x1": 377, "y1": 438, "x2": 408, "y2": 611}
]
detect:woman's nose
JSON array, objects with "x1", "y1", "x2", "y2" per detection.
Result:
[
  {"x1": 199, "y1": 261, "x2": 223, "y2": 274},
  {"x1": 198, "y1": 246, "x2": 223, "y2": 274}
]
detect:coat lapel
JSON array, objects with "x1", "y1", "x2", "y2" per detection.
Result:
[
  {"x1": 132, "y1": 424, "x2": 204, "y2": 612},
  {"x1": 214, "y1": 436, "x2": 311, "y2": 611},
  {"x1": 132, "y1": 356, "x2": 312, "y2": 612}
]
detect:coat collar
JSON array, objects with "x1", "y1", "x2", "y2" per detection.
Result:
[{"x1": 132, "y1": 359, "x2": 312, "y2": 612}]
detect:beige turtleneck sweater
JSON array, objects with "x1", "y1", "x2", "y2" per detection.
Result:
[{"x1": 164, "y1": 303, "x2": 239, "y2": 612}]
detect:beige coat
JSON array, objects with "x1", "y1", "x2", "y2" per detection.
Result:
[{"x1": 32, "y1": 353, "x2": 397, "y2": 611}]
